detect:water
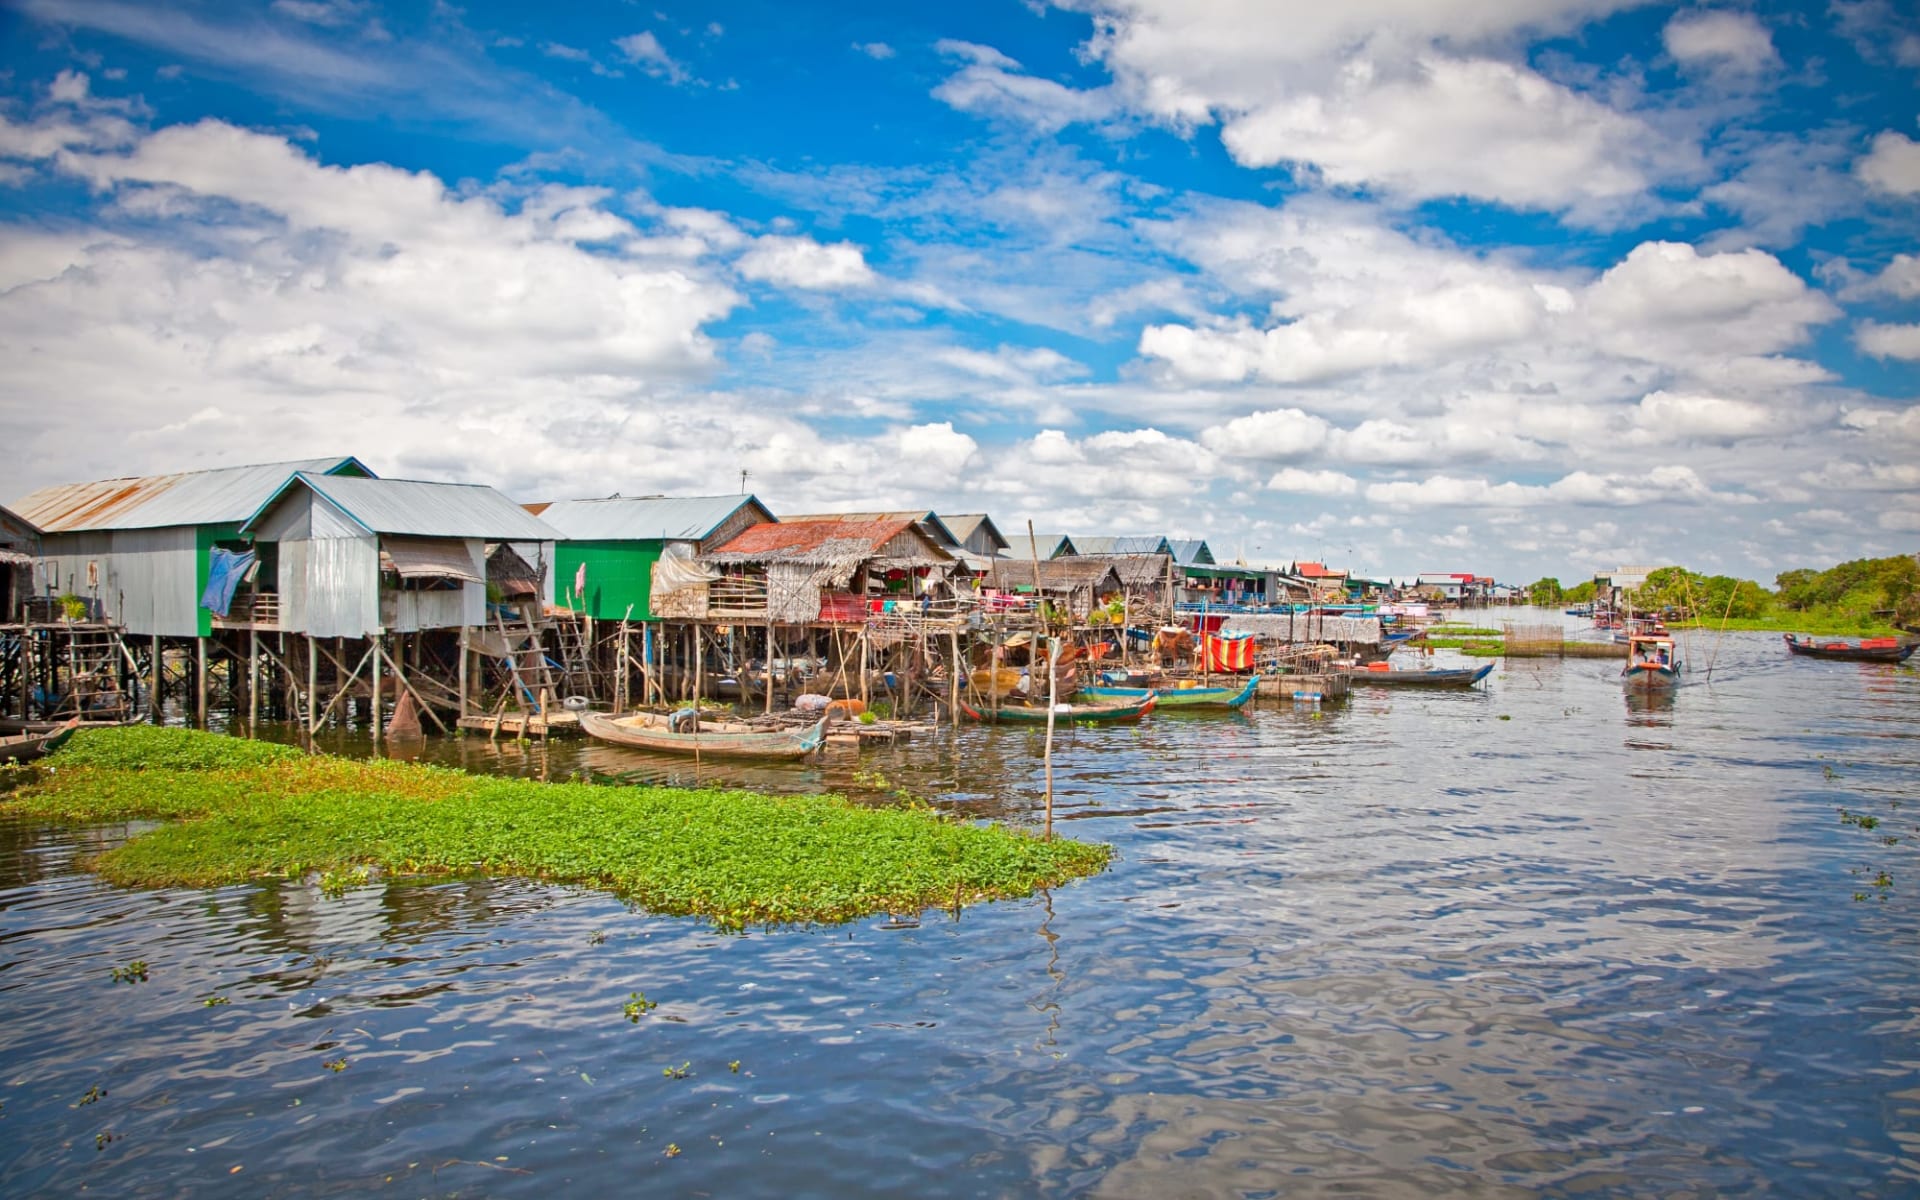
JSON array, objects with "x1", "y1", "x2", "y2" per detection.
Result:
[{"x1": 3, "y1": 622, "x2": 1917, "y2": 1197}]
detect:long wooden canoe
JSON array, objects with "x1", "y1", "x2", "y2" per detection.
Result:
[
  {"x1": 960, "y1": 694, "x2": 1156, "y2": 723},
  {"x1": 1783, "y1": 634, "x2": 1917, "y2": 663},
  {"x1": 1080, "y1": 675, "x2": 1259, "y2": 709},
  {"x1": 0, "y1": 717, "x2": 81, "y2": 764},
  {"x1": 1343, "y1": 664, "x2": 1494, "y2": 688},
  {"x1": 580, "y1": 711, "x2": 829, "y2": 760}
]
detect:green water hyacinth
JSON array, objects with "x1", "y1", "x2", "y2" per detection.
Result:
[{"x1": 9, "y1": 729, "x2": 1109, "y2": 931}]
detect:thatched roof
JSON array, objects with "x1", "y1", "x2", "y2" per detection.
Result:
[{"x1": 983, "y1": 557, "x2": 1121, "y2": 593}]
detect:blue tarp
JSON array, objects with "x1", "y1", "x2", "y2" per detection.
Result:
[{"x1": 199, "y1": 548, "x2": 256, "y2": 617}]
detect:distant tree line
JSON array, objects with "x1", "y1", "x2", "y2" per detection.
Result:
[{"x1": 1522, "y1": 554, "x2": 1920, "y2": 629}]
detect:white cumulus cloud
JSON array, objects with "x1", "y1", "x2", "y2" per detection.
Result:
[{"x1": 734, "y1": 235, "x2": 878, "y2": 290}]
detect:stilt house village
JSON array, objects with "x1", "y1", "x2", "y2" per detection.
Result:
[{"x1": 2, "y1": 456, "x2": 1524, "y2": 740}]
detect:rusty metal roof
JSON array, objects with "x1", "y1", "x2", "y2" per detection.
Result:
[
  {"x1": 780, "y1": 509, "x2": 960, "y2": 549},
  {"x1": 11, "y1": 457, "x2": 369, "y2": 533},
  {"x1": 705, "y1": 517, "x2": 948, "y2": 565}
]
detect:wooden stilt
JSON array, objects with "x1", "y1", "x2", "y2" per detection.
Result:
[
  {"x1": 306, "y1": 635, "x2": 319, "y2": 734},
  {"x1": 457, "y1": 626, "x2": 470, "y2": 720},
  {"x1": 949, "y1": 628, "x2": 961, "y2": 727},
  {"x1": 248, "y1": 628, "x2": 259, "y2": 734},
  {"x1": 764, "y1": 621, "x2": 775, "y2": 715},
  {"x1": 371, "y1": 633, "x2": 383, "y2": 746},
  {"x1": 150, "y1": 634, "x2": 161, "y2": 724},
  {"x1": 694, "y1": 625, "x2": 704, "y2": 706},
  {"x1": 194, "y1": 637, "x2": 208, "y2": 728}
]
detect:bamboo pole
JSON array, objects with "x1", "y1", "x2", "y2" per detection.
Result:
[
  {"x1": 949, "y1": 627, "x2": 961, "y2": 726},
  {"x1": 1044, "y1": 632, "x2": 1057, "y2": 841}
]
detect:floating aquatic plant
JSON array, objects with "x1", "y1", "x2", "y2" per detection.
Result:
[
  {"x1": 623, "y1": 992, "x2": 658, "y2": 1022},
  {"x1": 11, "y1": 728, "x2": 1109, "y2": 932},
  {"x1": 110, "y1": 961, "x2": 149, "y2": 984}
]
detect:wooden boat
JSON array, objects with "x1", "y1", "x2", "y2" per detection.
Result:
[
  {"x1": 0, "y1": 717, "x2": 81, "y2": 763},
  {"x1": 1783, "y1": 634, "x2": 1916, "y2": 663},
  {"x1": 1080, "y1": 675, "x2": 1258, "y2": 709},
  {"x1": 1622, "y1": 634, "x2": 1681, "y2": 690},
  {"x1": 1342, "y1": 663, "x2": 1494, "y2": 688},
  {"x1": 960, "y1": 694, "x2": 1156, "y2": 723},
  {"x1": 579, "y1": 711, "x2": 828, "y2": 760}
]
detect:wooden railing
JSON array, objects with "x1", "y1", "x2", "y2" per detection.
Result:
[{"x1": 212, "y1": 592, "x2": 282, "y2": 629}]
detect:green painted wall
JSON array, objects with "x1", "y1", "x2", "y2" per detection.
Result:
[
  {"x1": 554, "y1": 540, "x2": 664, "y2": 621},
  {"x1": 196, "y1": 522, "x2": 246, "y2": 636}
]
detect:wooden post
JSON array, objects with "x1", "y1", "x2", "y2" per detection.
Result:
[
  {"x1": 248, "y1": 628, "x2": 259, "y2": 733},
  {"x1": 458, "y1": 626, "x2": 470, "y2": 720},
  {"x1": 693, "y1": 624, "x2": 703, "y2": 706},
  {"x1": 859, "y1": 627, "x2": 870, "y2": 709},
  {"x1": 371, "y1": 633, "x2": 383, "y2": 746},
  {"x1": 1043, "y1": 633, "x2": 1057, "y2": 841},
  {"x1": 150, "y1": 634, "x2": 161, "y2": 724},
  {"x1": 306, "y1": 635, "x2": 318, "y2": 734},
  {"x1": 949, "y1": 628, "x2": 961, "y2": 727},
  {"x1": 764, "y1": 621, "x2": 775, "y2": 715},
  {"x1": 194, "y1": 637, "x2": 208, "y2": 728},
  {"x1": 19, "y1": 625, "x2": 33, "y2": 721}
]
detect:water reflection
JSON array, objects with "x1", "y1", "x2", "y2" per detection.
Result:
[{"x1": 1, "y1": 625, "x2": 1917, "y2": 1196}]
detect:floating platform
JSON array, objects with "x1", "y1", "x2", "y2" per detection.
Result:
[
  {"x1": 457, "y1": 710, "x2": 582, "y2": 737},
  {"x1": 1256, "y1": 673, "x2": 1350, "y2": 702}
]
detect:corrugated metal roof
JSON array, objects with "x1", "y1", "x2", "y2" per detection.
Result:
[
  {"x1": 244, "y1": 473, "x2": 560, "y2": 541},
  {"x1": 536, "y1": 494, "x2": 773, "y2": 542},
  {"x1": 937, "y1": 513, "x2": 1009, "y2": 551},
  {"x1": 0, "y1": 503, "x2": 39, "y2": 546},
  {"x1": 1072, "y1": 535, "x2": 1173, "y2": 556},
  {"x1": 1005, "y1": 533, "x2": 1076, "y2": 560},
  {"x1": 1168, "y1": 538, "x2": 1214, "y2": 566},
  {"x1": 781, "y1": 510, "x2": 959, "y2": 548},
  {"x1": 11, "y1": 457, "x2": 369, "y2": 532},
  {"x1": 706, "y1": 517, "x2": 948, "y2": 565}
]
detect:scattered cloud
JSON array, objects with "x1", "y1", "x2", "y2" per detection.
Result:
[
  {"x1": 1265, "y1": 467, "x2": 1357, "y2": 496},
  {"x1": 1854, "y1": 320, "x2": 1920, "y2": 360},
  {"x1": 932, "y1": 40, "x2": 1116, "y2": 133},
  {"x1": 734, "y1": 235, "x2": 878, "y2": 290},
  {"x1": 1663, "y1": 10, "x2": 1779, "y2": 74},
  {"x1": 852, "y1": 41, "x2": 895, "y2": 60},
  {"x1": 614, "y1": 31, "x2": 692, "y2": 86},
  {"x1": 1856, "y1": 130, "x2": 1920, "y2": 195}
]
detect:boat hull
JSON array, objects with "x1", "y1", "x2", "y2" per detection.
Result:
[
  {"x1": 961, "y1": 695, "x2": 1156, "y2": 723},
  {"x1": 1344, "y1": 664, "x2": 1494, "y2": 688},
  {"x1": 1783, "y1": 635, "x2": 1917, "y2": 663},
  {"x1": 1080, "y1": 676, "x2": 1258, "y2": 709},
  {"x1": 579, "y1": 711, "x2": 828, "y2": 759},
  {"x1": 0, "y1": 718, "x2": 81, "y2": 763},
  {"x1": 1621, "y1": 663, "x2": 1682, "y2": 690}
]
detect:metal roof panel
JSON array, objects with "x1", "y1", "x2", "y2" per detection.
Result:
[
  {"x1": 246, "y1": 474, "x2": 560, "y2": 541},
  {"x1": 11, "y1": 457, "x2": 368, "y2": 532},
  {"x1": 536, "y1": 494, "x2": 771, "y2": 542}
]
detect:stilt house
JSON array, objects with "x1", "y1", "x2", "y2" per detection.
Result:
[
  {"x1": 980, "y1": 558, "x2": 1123, "y2": 622},
  {"x1": 527, "y1": 494, "x2": 775, "y2": 622},
  {"x1": 238, "y1": 472, "x2": 560, "y2": 637},
  {"x1": 11, "y1": 457, "x2": 371, "y2": 636},
  {"x1": 0, "y1": 505, "x2": 39, "y2": 623},
  {"x1": 697, "y1": 517, "x2": 956, "y2": 624}
]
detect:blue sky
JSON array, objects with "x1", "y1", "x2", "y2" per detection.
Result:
[{"x1": 1, "y1": 0, "x2": 1916, "y2": 582}]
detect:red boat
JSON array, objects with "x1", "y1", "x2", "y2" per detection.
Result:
[{"x1": 1783, "y1": 634, "x2": 1917, "y2": 663}]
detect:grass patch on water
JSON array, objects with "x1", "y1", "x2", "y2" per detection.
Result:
[
  {"x1": 1423, "y1": 637, "x2": 1506, "y2": 652},
  {"x1": 1424, "y1": 625, "x2": 1503, "y2": 637},
  {"x1": 7, "y1": 729, "x2": 1109, "y2": 930},
  {"x1": 1669, "y1": 615, "x2": 1905, "y2": 636}
]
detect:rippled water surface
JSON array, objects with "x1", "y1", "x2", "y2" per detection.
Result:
[{"x1": 3, "y1": 621, "x2": 1918, "y2": 1197}]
